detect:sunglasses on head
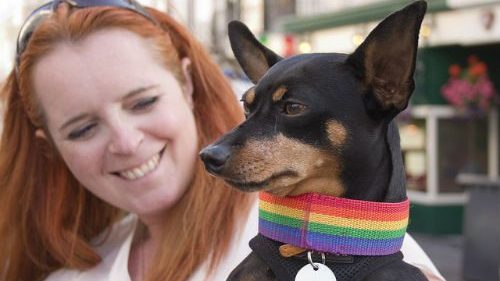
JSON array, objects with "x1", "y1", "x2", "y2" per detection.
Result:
[{"x1": 15, "y1": 0, "x2": 156, "y2": 73}]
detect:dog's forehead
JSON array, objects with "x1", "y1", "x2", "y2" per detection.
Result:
[{"x1": 254, "y1": 53, "x2": 349, "y2": 96}]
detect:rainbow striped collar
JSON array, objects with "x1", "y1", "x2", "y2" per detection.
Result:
[{"x1": 259, "y1": 192, "x2": 409, "y2": 256}]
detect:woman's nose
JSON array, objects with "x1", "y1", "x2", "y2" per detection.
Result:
[{"x1": 107, "y1": 122, "x2": 144, "y2": 155}]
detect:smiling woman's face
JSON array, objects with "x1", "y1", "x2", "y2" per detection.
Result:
[{"x1": 32, "y1": 29, "x2": 198, "y2": 218}]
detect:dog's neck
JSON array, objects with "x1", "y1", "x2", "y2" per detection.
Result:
[
  {"x1": 343, "y1": 121, "x2": 406, "y2": 203},
  {"x1": 259, "y1": 191, "x2": 409, "y2": 256}
]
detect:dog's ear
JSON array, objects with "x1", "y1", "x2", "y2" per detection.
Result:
[
  {"x1": 228, "y1": 21, "x2": 282, "y2": 84},
  {"x1": 347, "y1": 1, "x2": 427, "y2": 119}
]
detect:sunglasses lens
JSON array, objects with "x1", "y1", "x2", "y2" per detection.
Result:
[
  {"x1": 15, "y1": 0, "x2": 155, "y2": 72},
  {"x1": 16, "y1": 3, "x2": 53, "y2": 68}
]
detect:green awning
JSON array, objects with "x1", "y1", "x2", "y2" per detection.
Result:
[{"x1": 282, "y1": 0, "x2": 449, "y2": 33}]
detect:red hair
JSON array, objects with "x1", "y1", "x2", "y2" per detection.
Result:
[{"x1": 0, "y1": 4, "x2": 252, "y2": 281}]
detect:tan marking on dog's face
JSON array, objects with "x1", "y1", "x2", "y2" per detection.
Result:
[
  {"x1": 224, "y1": 134, "x2": 344, "y2": 196},
  {"x1": 244, "y1": 88, "x2": 256, "y2": 105},
  {"x1": 272, "y1": 86, "x2": 287, "y2": 102},
  {"x1": 326, "y1": 120, "x2": 348, "y2": 147}
]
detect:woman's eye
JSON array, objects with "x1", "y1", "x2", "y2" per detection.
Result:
[
  {"x1": 284, "y1": 102, "x2": 307, "y2": 116},
  {"x1": 131, "y1": 96, "x2": 159, "y2": 111},
  {"x1": 67, "y1": 124, "x2": 96, "y2": 140}
]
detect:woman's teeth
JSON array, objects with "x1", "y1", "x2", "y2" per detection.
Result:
[{"x1": 119, "y1": 153, "x2": 160, "y2": 180}]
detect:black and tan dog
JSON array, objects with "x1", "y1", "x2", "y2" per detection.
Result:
[{"x1": 200, "y1": 1, "x2": 428, "y2": 280}]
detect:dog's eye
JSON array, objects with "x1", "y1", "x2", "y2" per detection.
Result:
[
  {"x1": 284, "y1": 102, "x2": 306, "y2": 116},
  {"x1": 243, "y1": 102, "x2": 251, "y2": 117}
]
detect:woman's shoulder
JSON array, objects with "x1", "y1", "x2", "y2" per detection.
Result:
[
  {"x1": 44, "y1": 214, "x2": 137, "y2": 281},
  {"x1": 402, "y1": 233, "x2": 446, "y2": 280},
  {"x1": 44, "y1": 269, "x2": 81, "y2": 281}
]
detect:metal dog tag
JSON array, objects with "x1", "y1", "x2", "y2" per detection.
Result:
[{"x1": 295, "y1": 263, "x2": 337, "y2": 281}]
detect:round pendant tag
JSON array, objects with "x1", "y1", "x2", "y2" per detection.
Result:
[{"x1": 295, "y1": 263, "x2": 337, "y2": 281}]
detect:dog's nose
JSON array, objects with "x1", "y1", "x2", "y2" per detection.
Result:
[{"x1": 199, "y1": 145, "x2": 230, "y2": 174}]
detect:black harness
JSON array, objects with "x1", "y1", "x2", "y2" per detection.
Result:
[{"x1": 249, "y1": 234, "x2": 416, "y2": 281}]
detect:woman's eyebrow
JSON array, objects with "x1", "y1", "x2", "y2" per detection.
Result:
[
  {"x1": 122, "y1": 84, "x2": 158, "y2": 100},
  {"x1": 59, "y1": 85, "x2": 159, "y2": 131},
  {"x1": 59, "y1": 113, "x2": 92, "y2": 132}
]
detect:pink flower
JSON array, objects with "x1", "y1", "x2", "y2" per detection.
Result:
[{"x1": 441, "y1": 56, "x2": 497, "y2": 111}]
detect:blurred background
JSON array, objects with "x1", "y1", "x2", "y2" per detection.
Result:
[{"x1": 2, "y1": 0, "x2": 500, "y2": 280}]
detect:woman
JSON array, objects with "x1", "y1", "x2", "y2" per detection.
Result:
[
  {"x1": 0, "y1": 1, "x2": 254, "y2": 280},
  {"x1": 0, "y1": 1, "x2": 444, "y2": 281}
]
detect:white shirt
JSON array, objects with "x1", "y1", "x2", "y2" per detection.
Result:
[{"x1": 45, "y1": 202, "x2": 444, "y2": 281}]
